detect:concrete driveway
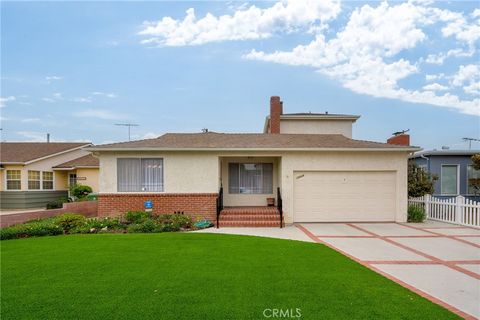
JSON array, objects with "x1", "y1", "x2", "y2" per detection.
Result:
[
  {"x1": 200, "y1": 221, "x2": 480, "y2": 319},
  {"x1": 298, "y1": 221, "x2": 480, "y2": 319}
]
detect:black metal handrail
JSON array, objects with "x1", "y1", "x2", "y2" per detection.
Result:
[
  {"x1": 277, "y1": 187, "x2": 283, "y2": 228},
  {"x1": 216, "y1": 185, "x2": 223, "y2": 228}
]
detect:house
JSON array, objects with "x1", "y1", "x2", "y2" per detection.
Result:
[
  {"x1": 0, "y1": 142, "x2": 99, "y2": 209},
  {"x1": 410, "y1": 150, "x2": 480, "y2": 200},
  {"x1": 87, "y1": 96, "x2": 419, "y2": 226}
]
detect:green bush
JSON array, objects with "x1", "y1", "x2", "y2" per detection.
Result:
[
  {"x1": 157, "y1": 214, "x2": 193, "y2": 230},
  {"x1": 46, "y1": 198, "x2": 68, "y2": 209},
  {"x1": 70, "y1": 217, "x2": 125, "y2": 234},
  {"x1": 70, "y1": 184, "x2": 93, "y2": 199},
  {"x1": 124, "y1": 211, "x2": 153, "y2": 224},
  {"x1": 54, "y1": 214, "x2": 86, "y2": 233},
  {"x1": 408, "y1": 205, "x2": 426, "y2": 223},
  {"x1": 127, "y1": 219, "x2": 158, "y2": 233},
  {"x1": 0, "y1": 219, "x2": 63, "y2": 240}
]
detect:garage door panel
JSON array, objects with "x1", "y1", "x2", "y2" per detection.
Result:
[{"x1": 294, "y1": 171, "x2": 396, "y2": 222}]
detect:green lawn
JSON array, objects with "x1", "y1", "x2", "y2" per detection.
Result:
[{"x1": 1, "y1": 233, "x2": 458, "y2": 320}]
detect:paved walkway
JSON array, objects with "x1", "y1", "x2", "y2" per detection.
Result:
[{"x1": 199, "y1": 221, "x2": 480, "y2": 319}]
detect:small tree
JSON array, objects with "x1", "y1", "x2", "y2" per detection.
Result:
[
  {"x1": 408, "y1": 162, "x2": 437, "y2": 197},
  {"x1": 469, "y1": 154, "x2": 480, "y2": 195},
  {"x1": 70, "y1": 184, "x2": 93, "y2": 200}
]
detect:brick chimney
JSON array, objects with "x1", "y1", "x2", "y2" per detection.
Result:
[
  {"x1": 387, "y1": 133, "x2": 410, "y2": 146},
  {"x1": 270, "y1": 96, "x2": 283, "y2": 134}
]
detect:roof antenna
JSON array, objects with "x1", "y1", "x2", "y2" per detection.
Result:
[
  {"x1": 463, "y1": 137, "x2": 480, "y2": 150},
  {"x1": 115, "y1": 123, "x2": 139, "y2": 141},
  {"x1": 202, "y1": 128, "x2": 209, "y2": 133},
  {"x1": 47, "y1": 133, "x2": 50, "y2": 143},
  {"x1": 393, "y1": 129, "x2": 410, "y2": 136}
]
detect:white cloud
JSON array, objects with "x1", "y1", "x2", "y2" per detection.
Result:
[
  {"x1": 42, "y1": 97, "x2": 55, "y2": 103},
  {"x1": 245, "y1": 2, "x2": 480, "y2": 116},
  {"x1": 138, "y1": 0, "x2": 341, "y2": 46},
  {"x1": 440, "y1": 9, "x2": 480, "y2": 47},
  {"x1": 92, "y1": 92, "x2": 117, "y2": 98},
  {"x1": 45, "y1": 76, "x2": 63, "y2": 84},
  {"x1": 71, "y1": 97, "x2": 92, "y2": 103},
  {"x1": 0, "y1": 96, "x2": 15, "y2": 107},
  {"x1": 424, "y1": 48, "x2": 474, "y2": 65},
  {"x1": 21, "y1": 118, "x2": 41, "y2": 123},
  {"x1": 16, "y1": 131, "x2": 48, "y2": 142},
  {"x1": 422, "y1": 83, "x2": 448, "y2": 91},
  {"x1": 74, "y1": 109, "x2": 127, "y2": 120},
  {"x1": 425, "y1": 73, "x2": 445, "y2": 81},
  {"x1": 451, "y1": 64, "x2": 480, "y2": 96},
  {"x1": 142, "y1": 132, "x2": 161, "y2": 139}
]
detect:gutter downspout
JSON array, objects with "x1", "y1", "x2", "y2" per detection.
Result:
[{"x1": 420, "y1": 154, "x2": 430, "y2": 172}]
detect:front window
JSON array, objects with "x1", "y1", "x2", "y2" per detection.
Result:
[
  {"x1": 117, "y1": 158, "x2": 164, "y2": 192},
  {"x1": 6, "y1": 170, "x2": 21, "y2": 190},
  {"x1": 69, "y1": 173, "x2": 77, "y2": 187},
  {"x1": 42, "y1": 171, "x2": 54, "y2": 190},
  {"x1": 228, "y1": 163, "x2": 273, "y2": 194},
  {"x1": 28, "y1": 170, "x2": 41, "y2": 190},
  {"x1": 467, "y1": 165, "x2": 480, "y2": 195},
  {"x1": 441, "y1": 165, "x2": 458, "y2": 195}
]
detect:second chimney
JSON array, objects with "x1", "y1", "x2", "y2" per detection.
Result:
[
  {"x1": 270, "y1": 96, "x2": 282, "y2": 134},
  {"x1": 387, "y1": 133, "x2": 410, "y2": 146}
]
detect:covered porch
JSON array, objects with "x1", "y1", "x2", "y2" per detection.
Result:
[{"x1": 216, "y1": 156, "x2": 283, "y2": 228}]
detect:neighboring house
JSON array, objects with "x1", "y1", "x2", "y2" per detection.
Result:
[
  {"x1": 0, "y1": 142, "x2": 99, "y2": 209},
  {"x1": 88, "y1": 96, "x2": 418, "y2": 226},
  {"x1": 410, "y1": 150, "x2": 480, "y2": 200}
]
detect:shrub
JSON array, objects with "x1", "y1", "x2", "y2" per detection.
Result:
[
  {"x1": 0, "y1": 220, "x2": 63, "y2": 240},
  {"x1": 157, "y1": 214, "x2": 193, "y2": 230},
  {"x1": 46, "y1": 197, "x2": 68, "y2": 209},
  {"x1": 124, "y1": 211, "x2": 153, "y2": 224},
  {"x1": 70, "y1": 217, "x2": 126, "y2": 234},
  {"x1": 127, "y1": 219, "x2": 158, "y2": 233},
  {"x1": 408, "y1": 205, "x2": 426, "y2": 223},
  {"x1": 54, "y1": 213, "x2": 86, "y2": 233},
  {"x1": 70, "y1": 184, "x2": 93, "y2": 199}
]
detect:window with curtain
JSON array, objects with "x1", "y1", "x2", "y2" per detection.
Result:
[
  {"x1": 6, "y1": 170, "x2": 21, "y2": 190},
  {"x1": 28, "y1": 170, "x2": 41, "y2": 190},
  {"x1": 117, "y1": 158, "x2": 164, "y2": 192},
  {"x1": 441, "y1": 165, "x2": 458, "y2": 195},
  {"x1": 69, "y1": 173, "x2": 77, "y2": 187},
  {"x1": 467, "y1": 165, "x2": 480, "y2": 195},
  {"x1": 42, "y1": 171, "x2": 54, "y2": 190},
  {"x1": 229, "y1": 163, "x2": 273, "y2": 194}
]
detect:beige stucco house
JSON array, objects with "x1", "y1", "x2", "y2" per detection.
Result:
[
  {"x1": 0, "y1": 143, "x2": 99, "y2": 209},
  {"x1": 88, "y1": 96, "x2": 418, "y2": 227}
]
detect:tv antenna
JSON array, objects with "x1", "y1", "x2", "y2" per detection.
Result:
[
  {"x1": 115, "y1": 123, "x2": 139, "y2": 141},
  {"x1": 462, "y1": 137, "x2": 480, "y2": 150}
]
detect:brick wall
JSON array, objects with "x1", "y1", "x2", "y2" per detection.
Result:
[
  {"x1": 1, "y1": 201, "x2": 98, "y2": 228},
  {"x1": 98, "y1": 193, "x2": 218, "y2": 222}
]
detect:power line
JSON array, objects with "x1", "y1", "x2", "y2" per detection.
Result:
[
  {"x1": 115, "y1": 123, "x2": 139, "y2": 141},
  {"x1": 462, "y1": 137, "x2": 480, "y2": 150}
]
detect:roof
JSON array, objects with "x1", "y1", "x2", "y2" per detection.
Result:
[
  {"x1": 0, "y1": 142, "x2": 91, "y2": 164},
  {"x1": 87, "y1": 133, "x2": 418, "y2": 152},
  {"x1": 53, "y1": 154, "x2": 99, "y2": 169},
  {"x1": 410, "y1": 149, "x2": 480, "y2": 158}
]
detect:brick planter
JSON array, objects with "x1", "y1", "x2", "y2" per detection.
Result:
[{"x1": 98, "y1": 193, "x2": 217, "y2": 222}]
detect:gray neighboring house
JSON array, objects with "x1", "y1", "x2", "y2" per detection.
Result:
[{"x1": 409, "y1": 150, "x2": 480, "y2": 201}]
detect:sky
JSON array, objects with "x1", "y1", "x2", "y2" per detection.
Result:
[{"x1": 1, "y1": 0, "x2": 479, "y2": 150}]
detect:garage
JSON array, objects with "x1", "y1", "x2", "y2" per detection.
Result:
[{"x1": 293, "y1": 171, "x2": 397, "y2": 222}]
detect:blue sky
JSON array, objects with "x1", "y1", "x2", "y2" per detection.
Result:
[{"x1": 1, "y1": 0, "x2": 479, "y2": 149}]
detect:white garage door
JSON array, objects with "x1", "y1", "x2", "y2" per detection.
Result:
[{"x1": 294, "y1": 171, "x2": 396, "y2": 222}]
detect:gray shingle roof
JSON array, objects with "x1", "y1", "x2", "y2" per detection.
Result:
[
  {"x1": 87, "y1": 133, "x2": 417, "y2": 151},
  {"x1": 0, "y1": 142, "x2": 91, "y2": 164}
]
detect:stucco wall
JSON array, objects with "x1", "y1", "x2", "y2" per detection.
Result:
[
  {"x1": 97, "y1": 150, "x2": 409, "y2": 223},
  {"x1": 279, "y1": 119, "x2": 353, "y2": 138},
  {"x1": 280, "y1": 151, "x2": 409, "y2": 223},
  {"x1": 98, "y1": 151, "x2": 219, "y2": 193},
  {"x1": 76, "y1": 168, "x2": 99, "y2": 192}
]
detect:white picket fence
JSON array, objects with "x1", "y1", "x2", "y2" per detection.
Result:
[{"x1": 408, "y1": 195, "x2": 480, "y2": 228}]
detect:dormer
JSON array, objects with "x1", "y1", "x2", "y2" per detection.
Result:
[{"x1": 263, "y1": 96, "x2": 360, "y2": 138}]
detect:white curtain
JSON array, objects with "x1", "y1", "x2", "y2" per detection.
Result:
[
  {"x1": 229, "y1": 163, "x2": 273, "y2": 194},
  {"x1": 118, "y1": 158, "x2": 164, "y2": 192}
]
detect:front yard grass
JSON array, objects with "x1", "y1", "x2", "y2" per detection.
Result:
[{"x1": 1, "y1": 233, "x2": 458, "y2": 319}]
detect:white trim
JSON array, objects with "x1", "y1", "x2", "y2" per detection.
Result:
[
  {"x1": 52, "y1": 166, "x2": 99, "y2": 171},
  {"x1": 5, "y1": 169, "x2": 22, "y2": 191},
  {"x1": 87, "y1": 147, "x2": 420, "y2": 152},
  {"x1": 440, "y1": 164, "x2": 460, "y2": 196},
  {"x1": 27, "y1": 170, "x2": 55, "y2": 191}
]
